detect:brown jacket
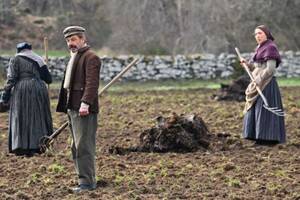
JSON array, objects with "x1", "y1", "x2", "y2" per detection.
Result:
[{"x1": 56, "y1": 46, "x2": 101, "y2": 113}]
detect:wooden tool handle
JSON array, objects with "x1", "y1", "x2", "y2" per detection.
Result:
[
  {"x1": 98, "y1": 57, "x2": 140, "y2": 96},
  {"x1": 44, "y1": 37, "x2": 49, "y2": 65},
  {"x1": 235, "y1": 47, "x2": 269, "y2": 106}
]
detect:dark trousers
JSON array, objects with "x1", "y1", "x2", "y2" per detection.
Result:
[{"x1": 68, "y1": 110, "x2": 97, "y2": 185}]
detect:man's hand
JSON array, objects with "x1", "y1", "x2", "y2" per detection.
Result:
[{"x1": 79, "y1": 102, "x2": 89, "y2": 116}]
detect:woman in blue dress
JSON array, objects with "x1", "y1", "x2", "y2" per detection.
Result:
[
  {"x1": 240, "y1": 25, "x2": 286, "y2": 145},
  {"x1": 2, "y1": 42, "x2": 53, "y2": 156}
]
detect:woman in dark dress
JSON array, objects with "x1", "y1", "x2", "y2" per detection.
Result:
[
  {"x1": 2, "y1": 42, "x2": 53, "y2": 156},
  {"x1": 240, "y1": 25, "x2": 286, "y2": 145}
]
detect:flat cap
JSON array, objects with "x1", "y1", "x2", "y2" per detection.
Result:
[{"x1": 63, "y1": 26, "x2": 86, "y2": 38}]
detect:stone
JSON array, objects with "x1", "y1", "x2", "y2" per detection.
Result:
[{"x1": 1, "y1": 52, "x2": 300, "y2": 81}]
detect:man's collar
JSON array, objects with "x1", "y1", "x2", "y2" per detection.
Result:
[{"x1": 77, "y1": 45, "x2": 90, "y2": 53}]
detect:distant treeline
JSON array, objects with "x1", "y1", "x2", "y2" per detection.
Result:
[{"x1": 0, "y1": 0, "x2": 299, "y2": 54}]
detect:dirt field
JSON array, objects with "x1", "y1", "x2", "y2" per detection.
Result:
[{"x1": 0, "y1": 86, "x2": 299, "y2": 200}]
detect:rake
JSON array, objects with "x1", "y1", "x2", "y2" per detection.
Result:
[
  {"x1": 39, "y1": 121, "x2": 69, "y2": 152},
  {"x1": 235, "y1": 47, "x2": 284, "y2": 117},
  {"x1": 39, "y1": 57, "x2": 143, "y2": 152}
]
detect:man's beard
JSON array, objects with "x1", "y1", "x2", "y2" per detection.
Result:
[{"x1": 68, "y1": 45, "x2": 78, "y2": 52}]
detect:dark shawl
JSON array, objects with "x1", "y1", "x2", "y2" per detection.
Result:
[{"x1": 251, "y1": 39, "x2": 281, "y2": 68}]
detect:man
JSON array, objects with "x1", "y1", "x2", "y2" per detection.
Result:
[{"x1": 56, "y1": 26, "x2": 101, "y2": 192}]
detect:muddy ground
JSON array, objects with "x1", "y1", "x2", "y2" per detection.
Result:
[{"x1": 0, "y1": 86, "x2": 299, "y2": 200}]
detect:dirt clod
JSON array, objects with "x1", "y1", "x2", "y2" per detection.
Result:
[
  {"x1": 138, "y1": 113, "x2": 210, "y2": 152},
  {"x1": 212, "y1": 75, "x2": 250, "y2": 101}
]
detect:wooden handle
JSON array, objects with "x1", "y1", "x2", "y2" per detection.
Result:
[
  {"x1": 235, "y1": 47, "x2": 255, "y2": 82},
  {"x1": 44, "y1": 37, "x2": 49, "y2": 65},
  {"x1": 44, "y1": 37, "x2": 50, "y2": 91},
  {"x1": 235, "y1": 47, "x2": 269, "y2": 106},
  {"x1": 98, "y1": 57, "x2": 140, "y2": 96},
  {"x1": 50, "y1": 121, "x2": 69, "y2": 140}
]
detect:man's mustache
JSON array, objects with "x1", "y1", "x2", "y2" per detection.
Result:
[{"x1": 68, "y1": 45, "x2": 78, "y2": 50}]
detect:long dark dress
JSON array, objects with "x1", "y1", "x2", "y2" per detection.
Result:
[
  {"x1": 243, "y1": 77, "x2": 286, "y2": 143},
  {"x1": 4, "y1": 55, "x2": 53, "y2": 155}
]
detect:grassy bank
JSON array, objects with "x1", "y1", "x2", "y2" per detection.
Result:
[
  {"x1": 277, "y1": 77, "x2": 300, "y2": 87},
  {"x1": 0, "y1": 50, "x2": 68, "y2": 57},
  {"x1": 100, "y1": 77, "x2": 300, "y2": 93},
  {"x1": 2, "y1": 77, "x2": 300, "y2": 91}
]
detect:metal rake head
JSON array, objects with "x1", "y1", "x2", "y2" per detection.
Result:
[
  {"x1": 39, "y1": 136, "x2": 53, "y2": 152},
  {"x1": 263, "y1": 104, "x2": 285, "y2": 117}
]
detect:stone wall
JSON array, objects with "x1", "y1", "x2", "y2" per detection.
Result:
[{"x1": 1, "y1": 51, "x2": 300, "y2": 81}]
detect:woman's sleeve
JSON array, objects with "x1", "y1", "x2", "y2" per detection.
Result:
[
  {"x1": 247, "y1": 61, "x2": 255, "y2": 71},
  {"x1": 39, "y1": 65, "x2": 52, "y2": 84},
  {"x1": 254, "y1": 59, "x2": 276, "y2": 85},
  {"x1": 3, "y1": 57, "x2": 19, "y2": 102}
]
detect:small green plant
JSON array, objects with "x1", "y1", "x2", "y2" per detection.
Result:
[
  {"x1": 125, "y1": 176, "x2": 135, "y2": 187},
  {"x1": 226, "y1": 177, "x2": 241, "y2": 188},
  {"x1": 27, "y1": 173, "x2": 41, "y2": 185},
  {"x1": 160, "y1": 168, "x2": 168, "y2": 177},
  {"x1": 174, "y1": 168, "x2": 185, "y2": 178},
  {"x1": 146, "y1": 167, "x2": 157, "y2": 179},
  {"x1": 209, "y1": 167, "x2": 224, "y2": 177},
  {"x1": 143, "y1": 166, "x2": 158, "y2": 184},
  {"x1": 274, "y1": 170, "x2": 285, "y2": 177},
  {"x1": 266, "y1": 182, "x2": 282, "y2": 193},
  {"x1": 113, "y1": 173, "x2": 125, "y2": 185},
  {"x1": 48, "y1": 163, "x2": 65, "y2": 173}
]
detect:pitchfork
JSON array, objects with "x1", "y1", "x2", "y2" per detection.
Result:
[
  {"x1": 235, "y1": 47, "x2": 285, "y2": 117},
  {"x1": 39, "y1": 57, "x2": 143, "y2": 152}
]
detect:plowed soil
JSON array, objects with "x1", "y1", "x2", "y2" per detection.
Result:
[{"x1": 0, "y1": 87, "x2": 299, "y2": 200}]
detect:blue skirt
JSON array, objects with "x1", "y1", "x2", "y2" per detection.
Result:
[
  {"x1": 242, "y1": 77, "x2": 286, "y2": 143},
  {"x1": 8, "y1": 78, "x2": 53, "y2": 153}
]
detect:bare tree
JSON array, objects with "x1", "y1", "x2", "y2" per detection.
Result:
[{"x1": 0, "y1": 0, "x2": 299, "y2": 53}]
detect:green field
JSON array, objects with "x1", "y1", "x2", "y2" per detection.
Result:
[
  {"x1": 102, "y1": 78, "x2": 300, "y2": 93},
  {"x1": 0, "y1": 50, "x2": 68, "y2": 57},
  {"x1": 2, "y1": 77, "x2": 300, "y2": 91}
]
